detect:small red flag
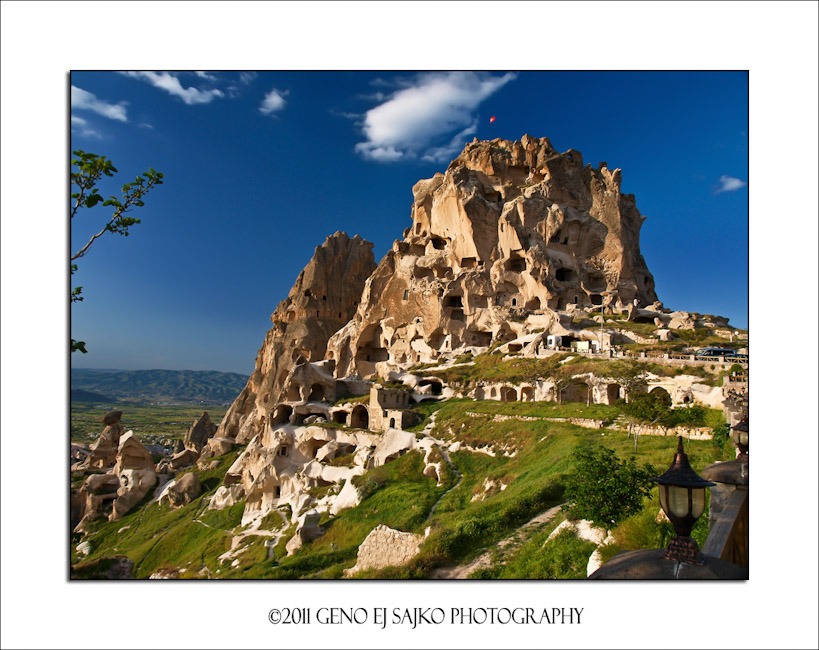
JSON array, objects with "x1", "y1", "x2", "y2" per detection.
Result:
[{"x1": 490, "y1": 116, "x2": 496, "y2": 123}]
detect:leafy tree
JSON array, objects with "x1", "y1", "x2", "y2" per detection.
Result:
[
  {"x1": 603, "y1": 359, "x2": 648, "y2": 402},
  {"x1": 618, "y1": 392, "x2": 674, "y2": 451},
  {"x1": 70, "y1": 150, "x2": 164, "y2": 353},
  {"x1": 545, "y1": 364, "x2": 575, "y2": 404},
  {"x1": 562, "y1": 445, "x2": 656, "y2": 528}
]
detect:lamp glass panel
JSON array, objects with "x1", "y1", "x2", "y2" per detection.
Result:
[
  {"x1": 691, "y1": 487, "x2": 706, "y2": 519},
  {"x1": 659, "y1": 485, "x2": 668, "y2": 513},
  {"x1": 667, "y1": 485, "x2": 690, "y2": 519}
]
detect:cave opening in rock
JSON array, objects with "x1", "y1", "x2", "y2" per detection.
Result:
[
  {"x1": 350, "y1": 404, "x2": 369, "y2": 429},
  {"x1": 273, "y1": 404, "x2": 293, "y2": 424},
  {"x1": 308, "y1": 384, "x2": 325, "y2": 402},
  {"x1": 556, "y1": 268, "x2": 576, "y2": 282}
]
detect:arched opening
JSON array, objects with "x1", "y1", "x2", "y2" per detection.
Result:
[
  {"x1": 430, "y1": 236, "x2": 447, "y2": 250},
  {"x1": 506, "y1": 255, "x2": 525, "y2": 273},
  {"x1": 350, "y1": 405, "x2": 369, "y2": 429},
  {"x1": 607, "y1": 383, "x2": 623, "y2": 403},
  {"x1": 520, "y1": 386, "x2": 535, "y2": 402},
  {"x1": 332, "y1": 410, "x2": 348, "y2": 424},
  {"x1": 286, "y1": 384, "x2": 301, "y2": 401},
  {"x1": 556, "y1": 268, "x2": 576, "y2": 282},
  {"x1": 418, "y1": 379, "x2": 442, "y2": 395},
  {"x1": 589, "y1": 293, "x2": 603, "y2": 306},
  {"x1": 525, "y1": 297, "x2": 541, "y2": 310},
  {"x1": 278, "y1": 370, "x2": 289, "y2": 386},
  {"x1": 287, "y1": 311, "x2": 296, "y2": 322},
  {"x1": 561, "y1": 382, "x2": 590, "y2": 403},
  {"x1": 272, "y1": 404, "x2": 293, "y2": 425},
  {"x1": 490, "y1": 387, "x2": 498, "y2": 399},
  {"x1": 584, "y1": 272, "x2": 606, "y2": 292},
  {"x1": 307, "y1": 439, "x2": 329, "y2": 458},
  {"x1": 445, "y1": 295, "x2": 463, "y2": 308},
  {"x1": 474, "y1": 386, "x2": 486, "y2": 400},
  {"x1": 508, "y1": 343, "x2": 523, "y2": 353},
  {"x1": 501, "y1": 386, "x2": 518, "y2": 402},
  {"x1": 649, "y1": 387, "x2": 672, "y2": 406},
  {"x1": 388, "y1": 417, "x2": 396, "y2": 429},
  {"x1": 308, "y1": 384, "x2": 325, "y2": 402}
]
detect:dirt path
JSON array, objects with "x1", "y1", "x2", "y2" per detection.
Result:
[{"x1": 430, "y1": 503, "x2": 565, "y2": 579}]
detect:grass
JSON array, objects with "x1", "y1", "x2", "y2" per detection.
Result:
[
  {"x1": 239, "y1": 450, "x2": 451, "y2": 578},
  {"x1": 72, "y1": 392, "x2": 733, "y2": 579},
  {"x1": 72, "y1": 450, "x2": 242, "y2": 578},
  {"x1": 472, "y1": 526, "x2": 596, "y2": 579},
  {"x1": 332, "y1": 393, "x2": 369, "y2": 406}
]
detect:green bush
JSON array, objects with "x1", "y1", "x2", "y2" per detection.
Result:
[{"x1": 562, "y1": 446, "x2": 655, "y2": 527}]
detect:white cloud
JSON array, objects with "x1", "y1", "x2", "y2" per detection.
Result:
[
  {"x1": 70, "y1": 115, "x2": 102, "y2": 138},
  {"x1": 71, "y1": 86, "x2": 128, "y2": 121},
  {"x1": 355, "y1": 71, "x2": 516, "y2": 163},
  {"x1": 239, "y1": 71, "x2": 257, "y2": 85},
  {"x1": 194, "y1": 71, "x2": 217, "y2": 80},
  {"x1": 421, "y1": 122, "x2": 479, "y2": 163},
  {"x1": 120, "y1": 71, "x2": 224, "y2": 105},
  {"x1": 137, "y1": 122, "x2": 154, "y2": 130},
  {"x1": 260, "y1": 87, "x2": 288, "y2": 115},
  {"x1": 714, "y1": 175, "x2": 747, "y2": 194}
]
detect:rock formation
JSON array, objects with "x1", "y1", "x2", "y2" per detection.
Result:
[
  {"x1": 163, "y1": 472, "x2": 202, "y2": 508},
  {"x1": 85, "y1": 410, "x2": 125, "y2": 469},
  {"x1": 110, "y1": 431, "x2": 157, "y2": 521},
  {"x1": 327, "y1": 136, "x2": 658, "y2": 378},
  {"x1": 184, "y1": 412, "x2": 217, "y2": 453},
  {"x1": 347, "y1": 524, "x2": 428, "y2": 574},
  {"x1": 215, "y1": 231, "x2": 376, "y2": 445}
]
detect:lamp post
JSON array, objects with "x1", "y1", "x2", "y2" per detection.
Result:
[
  {"x1": 730, "y1": 415, "x2": 749, "y2": 479},
  {"x1": 730, "y1": 415, "x2": 748, "y2": 461},
  {"x1": 651, "y1": 436, "x2": 716, "y2": 564}
]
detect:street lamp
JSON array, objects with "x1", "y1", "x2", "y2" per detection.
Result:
[
  {"x1": 730, "y1": 415, "x2": 749, "y2": 461},
  {"x1": 651, "y1": 436, "x2": 716, "y2": 564}
]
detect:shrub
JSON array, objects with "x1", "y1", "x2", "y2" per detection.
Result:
[{"x1": 562, "y1": 446, "x2": 655, "y2": 528}]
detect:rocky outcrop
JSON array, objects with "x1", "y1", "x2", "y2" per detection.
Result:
[
  {"x1": 327, "y1": 136, "x2": 659, "y2": 379},
  {"x1": 216, "y1": 232, "x2": 376, "y2": 445},
  {"x1": 184, "y1": 412, "x2": 217, "y2": 453},
  {"x1": 73, "y1": 473, "x2": 121, "y2": 532},
  {"x1": 285, "y1": 509, "x2": 324, "y2": 555},
  {"x1": 164, "y1": 472, "x2": 201, "y2": 508},
  {"x1": 347, "y1": 525, "x2": 427, "y2": 574},
  {"x1": 111, "y1": 432, "x2": 157, "y2": 521},
  {"x1": 85, "y1": 410, "x2": 125, "y2": 469}
]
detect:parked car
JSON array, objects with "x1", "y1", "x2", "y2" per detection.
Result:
[{"x1": 695, "y1": 347, "x2": 738, "y2": 358}]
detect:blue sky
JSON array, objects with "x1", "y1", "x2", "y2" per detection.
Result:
[{"x1": 70, "y1": 71, "x2": 748, "y2": 374}]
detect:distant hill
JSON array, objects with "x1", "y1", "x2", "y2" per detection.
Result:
[
  {"x1": 71, "y1": 388, "x2": 117, "y2": 403},
  {"x1": 71, "y1": 369, "x2": 249, "y2": 406}
]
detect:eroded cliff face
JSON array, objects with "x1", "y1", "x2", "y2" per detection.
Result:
[
  {"x1": 328, "y1": 135, "x2": 658, "y2": 378},
  {"x1": 216, "y1": 232, "x2": 376, "y2": 443}
]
